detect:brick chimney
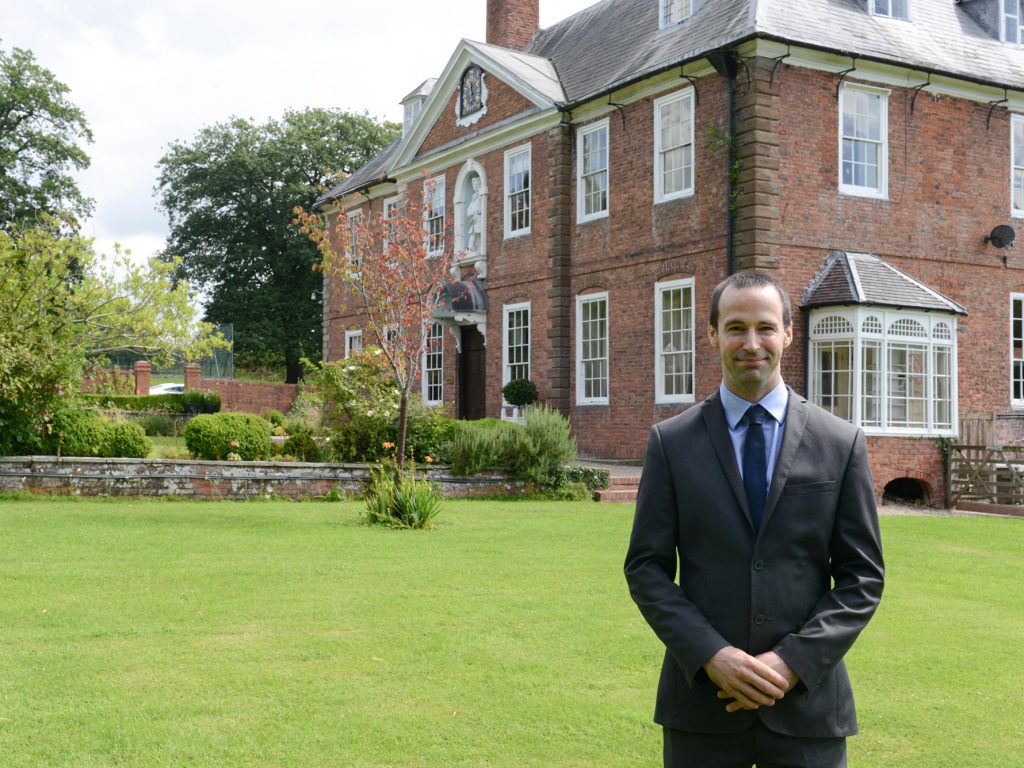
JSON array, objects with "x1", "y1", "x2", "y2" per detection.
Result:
[{"x1": 486, "y1": 0, "x2": 539, "y2": 51}]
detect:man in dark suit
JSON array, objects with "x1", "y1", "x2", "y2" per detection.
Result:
[{"x1": 625, "y1": 272, "x2": 884, "y2": 768}]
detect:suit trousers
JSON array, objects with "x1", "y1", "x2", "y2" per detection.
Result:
[{"x1": 663, "y1": 722, "x2": 847, "y2": 768}]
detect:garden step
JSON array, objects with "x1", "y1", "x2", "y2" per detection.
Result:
[
  {"x1": 595, "y1": 487, "x2": 639, "y2": 503},
  {"x1": 609, "y1": 476, "x2": 640, "y2": 488}
]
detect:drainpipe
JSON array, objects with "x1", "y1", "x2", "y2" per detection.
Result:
[{"x1": 707, "y1": 50, "x2": 739, "y2": 276}]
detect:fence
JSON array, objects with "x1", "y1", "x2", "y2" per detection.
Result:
[{"x1": 946, "y1": 443, "x2": 1024, "y2": 515}]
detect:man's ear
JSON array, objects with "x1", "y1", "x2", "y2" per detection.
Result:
[
  {"x1": 783, "y1": 323, "x2": 794, "y2": 349},
  {"x1": 707, "y1": 323, "x2": 718, "y2": 348}
]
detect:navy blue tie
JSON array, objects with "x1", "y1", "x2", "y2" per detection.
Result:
[{"x1": 742, "y1": 405, "x2": 768, "y2": 530}]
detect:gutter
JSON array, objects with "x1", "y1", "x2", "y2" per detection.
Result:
[
  {"x1": 313, "y1": 176, "x2": 397, "y2": 212},
  {"x1": 557, "y1": 31, "x2": 1024, "y2": 114}
]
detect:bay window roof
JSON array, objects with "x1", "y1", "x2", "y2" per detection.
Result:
[{"x1": 801, "y1": 251, "x2": 967, "y2": 314}]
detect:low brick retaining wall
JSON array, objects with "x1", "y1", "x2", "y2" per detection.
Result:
[{"x1": 0, "y1": 457, "x2": 528, "y2": 500}]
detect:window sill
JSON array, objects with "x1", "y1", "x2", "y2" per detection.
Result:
[
  {"x1": 861, "y1": 428, "x2": 957, "y2": 438},
  {"x1": 503, "y1": 228, "x2": 531, "y2": 240},
  {"x1": 654, "y1": 190, "x2": 694, "y2": 205},
  {"x1": 655, "y1": 396, "x2": 695, "y2": 406},
  {"x1": 577, "y1": 211, "x2": 609, "y2": 226},
  {"x1": 839, "y1": 186, "x2": 888, "y2": 201}
]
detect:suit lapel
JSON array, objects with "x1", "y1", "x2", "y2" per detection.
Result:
[
  {"x1": 701, "y1": 392, "x2": 754, "y2": 530},
  {"x1": 762, "y1": 387, "x2": 809, "y2": 529}
]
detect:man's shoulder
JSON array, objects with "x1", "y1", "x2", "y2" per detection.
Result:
[{"x1": 652, "y1": 396, "x2": 718, "y2": 438}]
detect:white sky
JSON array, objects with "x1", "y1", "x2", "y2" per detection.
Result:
[{"x1": 2, "y1": 0, "x2": 595, "y2": 265}]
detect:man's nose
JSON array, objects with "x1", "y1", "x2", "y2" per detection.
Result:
[{"x1": 741, "y1": 329, "x2": 761, "y2": 351}]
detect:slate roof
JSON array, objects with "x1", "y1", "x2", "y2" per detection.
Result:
[
  {"x1": 802, "y1": 251, "x2": 967, "y2": 314},
  {"x1": 531, "y1": 0, "x2": 1024, "y2": 105},
  {"x1": 530, "y1": 0, "x2": 752, "y2": 103},
  {"x1": 464, "y1": 40, "x2": 566, "y2": 103},
  {"x1": 323, "y1": 0, "x2": 1024, "y2": 206},
  {"x1": 313, "y1": 136, "x2": 401, "y2": 209},
  {"x1": 401, "y1": 78, "x2": 437, "y2": 104}
]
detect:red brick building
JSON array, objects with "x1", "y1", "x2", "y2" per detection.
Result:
[{"x1": 315, "y1": 0, "x2": 1024, "y2": 505}]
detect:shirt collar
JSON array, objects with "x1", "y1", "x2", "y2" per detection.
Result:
[{"x1": 719, "y1": 380, "x2": 789, "y2": 430}]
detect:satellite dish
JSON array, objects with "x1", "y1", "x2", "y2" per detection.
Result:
[{"x1": 985, "y1": 225, "x2": 1016, "y2": 248}]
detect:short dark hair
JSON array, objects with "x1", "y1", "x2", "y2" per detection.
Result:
[{"x1": 708, "y1": 271, "x2": 792, "y2": 330}]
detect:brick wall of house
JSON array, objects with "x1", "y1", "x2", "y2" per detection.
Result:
[
  {"x1": 764, "y1": 62, "x2": 1022, "y2": 498},
  {"x1": 569, "y1": 75, "x2": 732, "y2": 459},
  {"x1": 322, "y1": 52, "x2": 1024, "y2": 505},
  {"x1": 866, "y1": 436, "x2": 945, "y2": 505},
  {"x1": 417, "y1": 78, "x2": 538, "y2": 158}
]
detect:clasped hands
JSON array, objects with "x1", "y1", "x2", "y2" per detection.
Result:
[{"x1": 703, "y1": 647, "x2": 800, "y2": 713}]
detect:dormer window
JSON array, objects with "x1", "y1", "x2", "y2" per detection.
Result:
[
  {"x1": 871, "y1": 0, "x2": 909, "y2": 20},
  {"x1": 1004, "y1": 0, "x2": 1024, "y2": 44},
  {"x1": 400, "y1": 78, "x2": 435, "y2": 137},
  {"x1": 403, "y1": 100, "x2": 422, "y2": 135},
  {"x1": 659, "y1": 0, "x2": 692, "y2": 28}
]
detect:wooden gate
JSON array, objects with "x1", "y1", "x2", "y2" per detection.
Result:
[{"x1": 947, "y1": 444, "x2": 1024, "y2": 507}]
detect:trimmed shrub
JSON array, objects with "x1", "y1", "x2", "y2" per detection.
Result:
[
  {"x1": 46, "y1": 409, "x2": 108, "y2": 457},
  {"x1": 81, "y1": 393, "x2": 187, "y2": 413},
  {"x1": 282, "y1": 432, "x2": 320, "y2": 462},
  {"x1": 501, "y1": 378, "x2": 538, "y2": 407},
  {"x1": 102, "y1": 422, "x2": 151, "y2": 458},
  {"x1": 184, "y1": 413, "x2": 271, "y2": 461},
  {"x1": 262, "y1": 409, "x2": 285, "y2": 427}
]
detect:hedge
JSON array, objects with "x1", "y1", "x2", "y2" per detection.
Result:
[{"x1": 81, "y1": 391, "x2": 221, "y2": 414}]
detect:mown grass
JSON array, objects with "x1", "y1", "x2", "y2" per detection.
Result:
[
  {"x1": 0, "y1": 497, "x2": 1020, "y2": 766},
  {"x1": 147, "y1": 435, "x2": 189, "y2": 459}
]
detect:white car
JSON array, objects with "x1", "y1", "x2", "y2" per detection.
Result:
[{"x1": 149, "y1": 382, "x2": 186, "y2": 395}]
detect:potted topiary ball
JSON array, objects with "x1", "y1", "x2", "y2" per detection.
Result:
[{"x1": 502, "y1": 378, "x2": 538, "y2": 408}]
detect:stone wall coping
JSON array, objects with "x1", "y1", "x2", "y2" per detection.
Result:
[{"x1": 0, "y1": 456, "x2": 528, "y2": 499}]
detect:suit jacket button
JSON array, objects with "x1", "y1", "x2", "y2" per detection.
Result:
[
  {"x1": 754, "y1": 613, "x2": 766, "y2": 625},
  {"x1": 753, "y1": 559, "x2": 765, "y2": 571}
]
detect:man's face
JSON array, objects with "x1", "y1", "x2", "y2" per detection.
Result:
[{"x1": 708, "y1": 284, "x2": 793, "y2": 403}]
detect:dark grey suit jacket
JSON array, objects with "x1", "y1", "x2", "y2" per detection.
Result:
[{"x1": 624, "y1": 388, "x2": 884, "y2": 738}]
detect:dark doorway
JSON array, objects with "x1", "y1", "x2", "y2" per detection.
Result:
[
  {"x1": 458, "y1": 326, "x2": 487, "y2": 420},
  {"x1": 883, "y1": 477, "x2": 928, "y2": 505}
]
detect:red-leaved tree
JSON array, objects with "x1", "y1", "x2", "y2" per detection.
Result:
[{"x1": 294, "y1": 178, "x2": 458, "y2": 473}]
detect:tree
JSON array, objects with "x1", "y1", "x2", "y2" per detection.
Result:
[
  {"x1": 295, "y1": 181, "x2": 457, "y2": 473},
  {"x1": 0, "y1": 44, "x2": 94, "y2": 231},
  {"x1": 0, "y1": 223, "x2": 225, "y2": 455},
  {"x1": 156, "y1": 109, "x2": 400, "y2": 383}
]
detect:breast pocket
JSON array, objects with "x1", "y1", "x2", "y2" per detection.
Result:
[{"x1": 781, "y1": 480, "x2": 836, "y2": 497}]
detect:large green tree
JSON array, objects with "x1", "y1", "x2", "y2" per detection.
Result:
[
  {"x1": 0, "y1": 44, "x2": 93, "y2": 231},
  {"x1": 0, "y1": 223, "x2": 225, "y2": 455},
  {"x1": 156, "y1": 109, "x2": 400, "y2": 383}
]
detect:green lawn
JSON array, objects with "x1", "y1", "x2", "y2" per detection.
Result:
[
  {"x1": 148, "y1": 435, "x2": 189, "y2": 459},
  {"x1": 0, "y1": 498, "x2": 1020, "y2": 767}
]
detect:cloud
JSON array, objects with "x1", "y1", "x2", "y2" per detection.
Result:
[{"x1": 3, "y1": 0, "x2": 595, "y2": 268}]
